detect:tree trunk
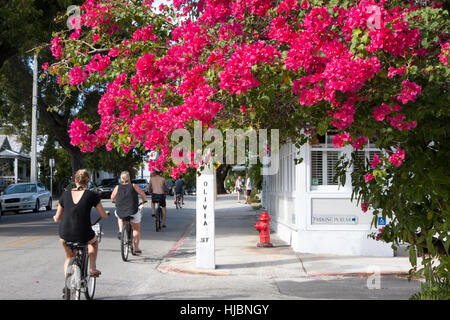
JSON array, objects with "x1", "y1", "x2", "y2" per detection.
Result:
[
  {"x1": 38, "y1": 97, "x2": 85, "y2": 176},
  {"x1": 216, "y1": 165, "x2": 231, "y2": 194}
]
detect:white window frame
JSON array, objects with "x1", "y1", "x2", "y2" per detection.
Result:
[{"x1": 309, "y1": 133, "x2": 351, "y2": 192}]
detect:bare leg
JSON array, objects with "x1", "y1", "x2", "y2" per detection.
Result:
[
  {"x1": 60, "y1": 239, "x2": 75, "y2": 277},
  {"x1": 162, "y1": 207, "x2": 167, "y2": 226},
  {"x1": 117, "y1": 218, "x2": 124, "y2": 232},
  {"x1": 88, "y1": 237, "x2": 100, "y2": 275},
  {"x1": 131, "y1": 222, "x2": 141, "y2": 252}
]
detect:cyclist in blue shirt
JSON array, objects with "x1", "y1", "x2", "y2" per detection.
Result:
[{"x1": 174, "y1": 177, "x2": 185, "y2": 206}]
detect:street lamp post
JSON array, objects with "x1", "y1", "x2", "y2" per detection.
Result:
[
  {"x1": 30, "y1": 52, "x2": 38, "y2": 182},
  {"x1": 49, "y1": 158, "x2": 55, "y2": 196}
]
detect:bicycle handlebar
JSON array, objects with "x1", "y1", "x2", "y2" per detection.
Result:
[{"x1": 92, "y1": 210, "x2": 110, "y2": 226}]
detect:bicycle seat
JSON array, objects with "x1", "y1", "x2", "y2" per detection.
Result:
[
  {"x1": 122, "y1": 216, "x2": 134, "y2": 221},
  {"x1": 65, "y1": 241, "x2": 88, "y2": 249}
]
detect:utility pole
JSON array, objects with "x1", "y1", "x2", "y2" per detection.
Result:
[{"x1": 30, "y1": 52, "x2": 38, "y2": 182}]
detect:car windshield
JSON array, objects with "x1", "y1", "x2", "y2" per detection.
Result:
[
  {"x1": 4, "y1": 184, "x2": 36, "y2": 194},
  {"x1": 132, "y1": 179, "x2": 147, "y2": 184}
]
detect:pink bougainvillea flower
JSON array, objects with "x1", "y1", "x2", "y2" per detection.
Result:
[
  {"x1": 439, "y1": 42, "x2": 450, "y2": 66},
  {"x1": 365, "y1": 173, "x2": 374, "y2": 183},
  {"x1": 353, "y1": 136, "x2": 368, "y2": 150},
  {"x1": 396, "y1": 80, "x2": 421, "y2": 105},
  {"x1": 387, "y1": 66, "x2": 407, "y2": 79},
  {"x1": 50, "y1": 37, "x2": 63, "y2": 60},
  {"x1": 135, "y1": 53, "x2": 157, "y2": 84},
  {"x1": 68, "y1": 66, "x2": 88, "y2": 85},
  {"x1": 108, "y1": 47, "x2": 120, "y2": 57},
  {"x1": 388, "y1": 149, "x2": 405, "y2": 167},
  {"x1": 370, "y1": 154, "x2": 381, "y2": 168},
  {"x1": 85, "y1": 54, "x2": 111, "y2": 74},
  {"x1": 332, "y1": 132, "x2": 353, "y2": 148},
  {"x1": 361, "y1": 202, "x2": 368, "y2": 213}
]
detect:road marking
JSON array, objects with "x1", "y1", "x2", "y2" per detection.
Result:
[
  {"x1": 0, "y1": 236, "x2": 47, "y2": 247},
  {"x1": 0, "y1": 238, "x2": 27, "y2": 247},
  {"x1": 165, "y1": 221, "x2": 195, "y2": 259}
]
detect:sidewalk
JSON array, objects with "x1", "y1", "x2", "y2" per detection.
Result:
[{"x1": 158, "y1": 194, "x2": 416, "y2": 279}]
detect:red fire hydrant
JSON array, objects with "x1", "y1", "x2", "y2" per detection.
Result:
[{"x1": 254, "y1": 212, "x2": 273, "y2": 247}]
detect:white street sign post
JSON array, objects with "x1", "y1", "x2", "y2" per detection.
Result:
[
  {"x1": 196, "y1": 161, "x2": 216, "y2": 269},
  {"x1": 30, "y1": 53, "x2": 38, "y2": 182}
]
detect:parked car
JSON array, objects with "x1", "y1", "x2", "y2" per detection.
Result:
[
  {"x1": 96, "y1": 178, "x2": 119, "y2": 199},
  {"x1": 131, "y1": 178, "x2": 149, "y2": 194},
  {"x1": 0, "y1": 182, "x2": 52, "y2": 214},
  {"x1": 65, "y1": 181, "x2": 98, "y2": 193},
  {"x1": 186, "y1": 187, "x2": 196, "y2": 196}
]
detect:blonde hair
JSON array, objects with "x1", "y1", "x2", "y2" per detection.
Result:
[
  {"x1": 120, "y1": 171, "x2": 130, "y2": 184},
  {"x1": 74, "y1": 169, "x2": 90, "y2": 187}
]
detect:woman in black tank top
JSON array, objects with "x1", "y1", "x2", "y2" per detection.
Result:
[
  {"x1": 53, "y1": 169, "x2": 109, "y2": 278},
  {"x1": 111, "y1": 171, "x2": 147, "y2": 254}
]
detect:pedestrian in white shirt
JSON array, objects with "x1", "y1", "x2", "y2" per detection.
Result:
[{"x1": 245, "y1": 173, "x2": 252, "y2": 204}]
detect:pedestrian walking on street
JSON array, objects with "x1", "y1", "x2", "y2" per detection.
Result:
[
  {"x1": 235, "y1": 176, "x2": 243, "y2": 203},
  {"x1": 245, "y1": 173, "x2": 252, "y2": 204},
  {"x1": 111, "y1": 171, "x2": 147, "y2": 254}
]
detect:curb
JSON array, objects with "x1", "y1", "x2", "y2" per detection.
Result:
[
  {"x1": 158, "y1": 265, "x2": 229, "y2": 276},
  {"x1": 307, "y1": 270, "x2": 411, "y2": 277},
  {"x1": 157, "y1": 221, "x2": 230, "y2": 276}
]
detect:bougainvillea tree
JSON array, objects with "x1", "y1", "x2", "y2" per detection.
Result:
[{"x1": 44, "y1": 0, "x2": 449, "y2": 296}]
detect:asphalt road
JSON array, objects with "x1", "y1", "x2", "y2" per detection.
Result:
[
  {"x1": 0, "y1": 196, "x2": 196, "y2": 300},
  {"x1": 0, "y1": 195, "x2": 423, "y2": 302}
]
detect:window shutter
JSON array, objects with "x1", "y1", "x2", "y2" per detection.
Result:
[
  {"x1": 311, "y1": 151, "x2": 323, "y2": 185},
  {"x1": 326, "y1": 151, "x2": 339, "y2": 185}
]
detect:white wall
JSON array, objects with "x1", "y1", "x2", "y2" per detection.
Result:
[{"x1": 264, "y1": 141, "x2": 393, "y2": 257}]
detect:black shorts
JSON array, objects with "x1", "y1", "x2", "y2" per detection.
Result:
[
  {"x1": 152, "y1": 194, "x2": 166, "y2": 207},
  {"x1": 246, "y1": 190, "x2": 251, "y2": 196}
]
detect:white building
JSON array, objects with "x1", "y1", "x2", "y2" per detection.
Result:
[
  {"x1": 262, "y1": 133, "x2": 393, "y2": 256},
  {"x1": 0, "y1": 134, "x2": 32, "y2": 186}
]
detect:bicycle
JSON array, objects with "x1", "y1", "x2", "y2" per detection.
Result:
[
  {"x1": 175, "y1": 193, "x2": 182, "y2": 210},
  {"x1": 63, "y1": 213, "x2": 107, "y2": 300},
  {"x1": 120, "y1": 201, "x2": 146, "y2": 262},
  {"x1": 154, "y1": 200, "x2": 162, "y2": 232}
]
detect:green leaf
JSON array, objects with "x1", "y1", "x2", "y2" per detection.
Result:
[
  {"x1": 409, "y1": 246, "x2": 417, "y2": 267},
  {"x1": 317, "y1": 120, "x2": 329, "y2": 135}
]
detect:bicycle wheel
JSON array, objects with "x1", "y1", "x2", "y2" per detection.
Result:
[
  {"x1": 121, "y1": 222, "x2": 130, "y2": 261},
  {"x1": 84, "y1": 256, "x2": 96, "y2": 300},
  {"x1": 128, "y1": 223, "x2": 135, "y2": 256},
  {"x1": 155, "y1": 206, "x2": 161, "y2": 232},
  {"x1": 65, "y1": 258, "x2": 81, "y2": 300}
]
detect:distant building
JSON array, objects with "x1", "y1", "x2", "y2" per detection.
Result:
[{"x1": 0, "y1": 133, "x2": 31, "y2": 189}]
